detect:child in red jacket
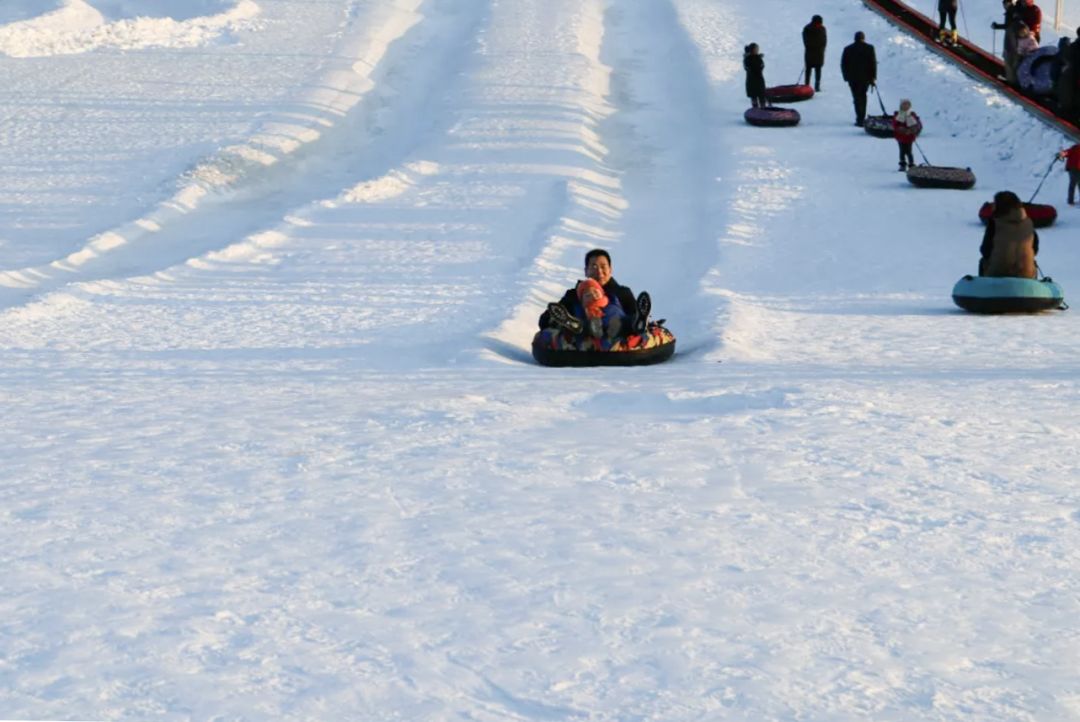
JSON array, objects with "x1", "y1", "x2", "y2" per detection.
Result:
[
  {"x1": 893, "y1": 99, "x2": 922, "y2": 171},
  {"x1": 1059, "y1": 143, "x2": 1080, "y2": 205}
]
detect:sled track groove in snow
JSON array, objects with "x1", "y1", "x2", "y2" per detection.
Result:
[{"x1": 0, "y1": 0, "x2": 489, "y2": 310}]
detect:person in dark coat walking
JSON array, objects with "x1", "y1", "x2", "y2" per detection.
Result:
[
  {"x1": 840, "y1": 32, "x2": 877, "y2": 126},
  {"x1": 744, "y1": 43, "x2": 767, "y2": 108},
  {"x1": 938, "y1": 0, "x2": 959, "y2": 44},
  {"x1": 802, "y1": 15, "x2": 827, "y2": 91}
]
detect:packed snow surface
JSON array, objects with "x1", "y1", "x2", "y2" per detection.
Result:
[{"x1": 3, "y1": 0, "x2": 1080, "y2": 719}]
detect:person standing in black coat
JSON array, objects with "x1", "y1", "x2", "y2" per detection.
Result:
[
  {"x1": 840, "y1": 31, "x2": 877, "y2": 126},
  {"x1": 744, "y1": 43, "x2": 767, "y2": 108},
  {"x1": 1071, "y1": 27, "x2": 1080, "y2": 121},
  {"x1": 993, "y1": 0, "x2": 1023, "y2": 83},
  {"x1": 802, "y1": 15, "x2": 827, "y2": 92}
]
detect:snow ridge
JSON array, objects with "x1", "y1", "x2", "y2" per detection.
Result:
[
  {"x1": 0, "y1": 0, "x2": 454, "y2": 306},
  {"x1": 0, "y1": 0, "x2": 260, "y2": 57}
]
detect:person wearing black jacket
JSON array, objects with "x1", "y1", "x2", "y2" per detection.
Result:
[
  {"x1": 802, "y1": 15, "x2": 827, "y2": 92},
  {"x1": 538, "y1": 249, "x2": 649, "y2": 336},
  {"x1": 743, "y1": 43, "x2": 767, "y2": 108},
  {"x1": 1071, "y1": 27, "x2": 1080, "y2": 120},
  {"x1": 993, "y1": 0, "x2": 1023, "y2": 83},
  {"x1": 840, "y1": 31, "x2": 877, "y2": 126},
  {"x1": 992, "y1": 0, "x2": 1020, "y2": 31}
]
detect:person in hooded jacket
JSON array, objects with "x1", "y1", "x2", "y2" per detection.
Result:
[
  {"x1": 1019, "y1": 0, "x2": 1042, "y2": 42},
  {"x1": 892, "y1": 99, "x2": 922, "y2": 171},
  {"x1": 980, "y1": 191, "x2": 1039, "y2": 278},
  {"x1": 1016, "y1": 24, "x2": 1038, "y2": 57},
  {"x1": 744, "y1": 43, "x2": 768, "y2": 108},
  {"x1": 802, "y1": 15, "x2": 827, "y2": 92}
]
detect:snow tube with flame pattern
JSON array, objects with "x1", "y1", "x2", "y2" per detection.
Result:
[{"x1": 532, "y1": 324, "x2": 677, "y2": 367}]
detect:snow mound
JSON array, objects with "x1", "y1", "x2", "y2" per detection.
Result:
[{"x1": 0, "y1": 0, "x2": 260, "y2": 57}]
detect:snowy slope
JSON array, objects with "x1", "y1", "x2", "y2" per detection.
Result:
[{"x1": 3, "y1": 0, "x2": 1080, "y2": 720}]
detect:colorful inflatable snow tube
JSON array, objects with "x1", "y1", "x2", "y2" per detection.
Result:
[
  {"x1": 532, "y1": 324, "x2": 677, "y2": 367},
  {"x1": 978, "y1": 201, "x2": 1057, "y2": 228},
  {"x1": 765, "y1": 84, "x2": 815, "y2": 103},
  {"x1": 1017, "y1": 46, "x2": 1058, "y2": 96},
  {"x1": 906, "y1": 164, "x2": 976, "y2": 189},
  {"x1": 744, "y1": 107, "x2": 800, "y2": 127},
  {"x1": 952, "y1": 275, "x2": 1065, "y2": 313}
]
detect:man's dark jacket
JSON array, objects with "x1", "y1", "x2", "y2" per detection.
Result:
[
  {"x1": 538, "y1": 278, "x2": 637, "y2": 329},
  {"x1": 802, "y1": 21, "x2": 827, "y2": 66},
  {"x1": 992, "y1": 2, "x2": 1020, "y2": 30},
  {"x1": 840, "y1": 40, "x2": 877, "y2": 85}
]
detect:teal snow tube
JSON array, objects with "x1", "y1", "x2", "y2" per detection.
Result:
[{"x1": 952, "y1": 275, "x2": 1065, "y2": 313}]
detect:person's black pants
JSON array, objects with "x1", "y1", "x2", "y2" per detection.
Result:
[
  {"x1": 898, "y1": 141, "x2": 914, "y2": 167},
  {"x1": 805, "y1": 64, "x2": 822, "y2": 90},
  {"x1": 848, "y1": 81, "x2": 869, "y2": 124},
  {"x1": 1069, "y1": 169, "x2": 1080, "y2": 204},
  {"x1": 938, "y1": 9, "x2": 957, "y2": 30}
]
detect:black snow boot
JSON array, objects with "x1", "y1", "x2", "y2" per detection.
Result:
[
  {"x1": 546, "y1": 303, "x2": 583, "y2": 335},
  {"x1": 632, "y1": 291, "x2": 652, "y2": 334}
]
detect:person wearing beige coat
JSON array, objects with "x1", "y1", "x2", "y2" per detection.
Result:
[{"x1": 979, "y1": 191, "x2": 1039, "y2": 278}]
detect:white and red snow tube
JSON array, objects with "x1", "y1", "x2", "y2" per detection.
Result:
[
  {"x1": 744, "y1": 107, "x2": 800, "y2": 127},
  {"x1": 765, "y1": 84, "x2": 815, "y2": 103},
  {"x1": 906, "y1": 164, "x2": 975, "y2": 189},
  {"x1": 978, "y1": 201, "x2": 1057, "y2": 228}
]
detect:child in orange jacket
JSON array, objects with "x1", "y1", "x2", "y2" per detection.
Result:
[{"x1": 576, "y1": 278, "x2": 625, "y2": 338}]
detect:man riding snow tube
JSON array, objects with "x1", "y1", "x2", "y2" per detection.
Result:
[{"x1": 533, "y1": 248, "x2": 676, "y2": 367}]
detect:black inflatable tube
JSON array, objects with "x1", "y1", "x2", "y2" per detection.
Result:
[
  {"x1": 863, "y1": 115, "x2": 895, "y2": 138},
  {"x1": 532, "y1": 340, "x2": 676, "y2": 367},
  {"x1": 907, "y1": 166, "x2": 976, "y2": 189},
  {"x1": 952, "y1": 295, "x2": 1063, "y2": 313},
  {"x1": 744, "y1": 107, "x2": 800, "y2": 127}
]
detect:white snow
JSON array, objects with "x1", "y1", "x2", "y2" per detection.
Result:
[{"x1": 2, "y1": 0, "x2": 1080, "y2": 719}]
